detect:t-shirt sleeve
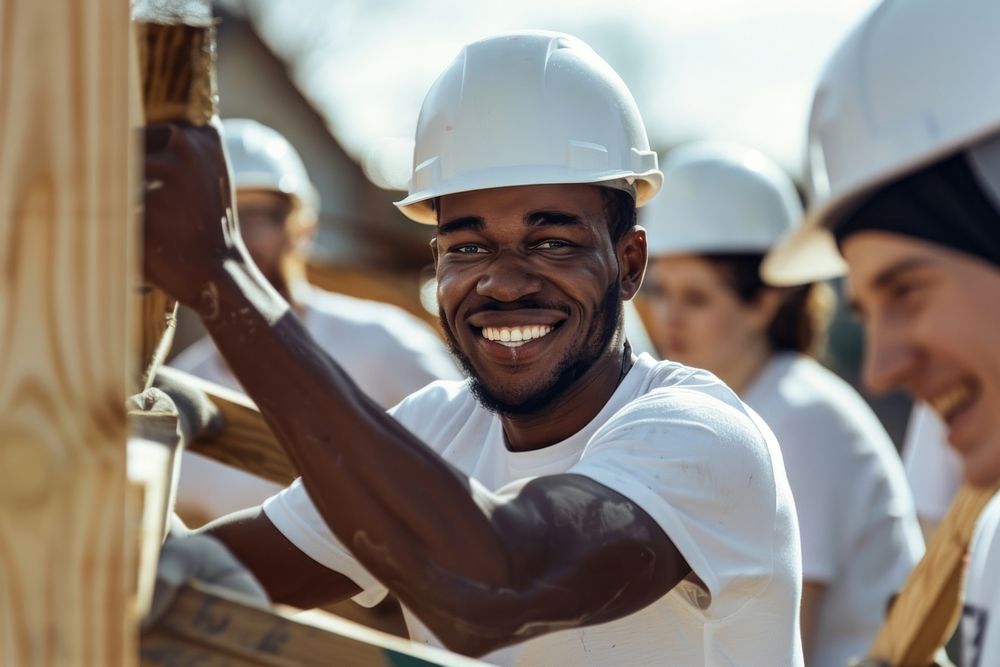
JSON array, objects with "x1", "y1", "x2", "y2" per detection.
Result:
[
  {"x1": 262, "y1": 478, "x2": 389, "y2": 608},
  {"x1": 569, "y1": 387, "x2": 788, "y2": 619}
]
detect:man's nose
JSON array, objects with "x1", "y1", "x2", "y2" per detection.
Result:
[
  {"x1": 476, "y1": 252, "x2": 543, "y2": 302},
  {"x1": 861, "y1": 320, "x2": 915, "y2": 396}
]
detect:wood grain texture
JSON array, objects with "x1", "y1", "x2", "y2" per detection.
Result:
[
  {"x1": 0, "y1": 0, "x2": 135, "y2": 663},
  {"x1": 134, "y1": 288, "x2": 177, "y2": 392},
  {"x1": 141, "y1": 581, "x2": 490, "y2": 667},
  {"x1": 868, "y1": 483, "x2": 1000, "y2": 666},
  {"x1": 160, "y1": 368, "x2": 297, "y2": 486}
]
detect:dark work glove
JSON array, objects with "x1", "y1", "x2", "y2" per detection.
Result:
[{"x1": 153, "y1": 366, "x2": 224, "y2": 445}]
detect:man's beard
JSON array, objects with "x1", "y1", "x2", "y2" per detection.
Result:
[{"x1": 440, "y1": 281, "x2": 623, "y2": 416}]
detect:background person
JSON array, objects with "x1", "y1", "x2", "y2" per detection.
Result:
[
  {"x1": 640, "y1": 142, "x2": 923, "y2": 667},
  {"x1": 171, "y1": 119, "x2": 460, "y2": 526},
  {"x1": 762, "y1": 0, "x2": 1000, "y2": 664}
]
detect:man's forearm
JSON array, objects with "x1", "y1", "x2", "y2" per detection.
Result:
[{"x1": 197, "y1": 260, "x2": 515, "y2": 601}]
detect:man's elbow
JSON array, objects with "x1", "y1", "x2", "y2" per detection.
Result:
[
  {"x1": 427, "y1": 617, "x2": 521, "y2": 658},
  {"x1": 409, "y1": 587, "x2": 550, "y2": 658}
]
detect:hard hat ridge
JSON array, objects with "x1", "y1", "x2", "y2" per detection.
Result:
[{"x1": 395, "y1": 31, "x2": 662, "y2": 224}]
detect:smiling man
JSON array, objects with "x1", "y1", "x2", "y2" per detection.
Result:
[
  {"x1": 761, "y1": 1, "x2": 1000, "y2": 665},
  {"x1": 145, "y1": 31, "x2": 802, "y2": 665}
]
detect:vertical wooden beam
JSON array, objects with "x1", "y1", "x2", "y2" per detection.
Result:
[{"x1": 0, "y1": 0, "x2": 135, "y2": 664}]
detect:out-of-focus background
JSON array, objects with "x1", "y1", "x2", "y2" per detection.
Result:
[{"x1": 172, "y1": 0, "x2": 912, "y2": 443}]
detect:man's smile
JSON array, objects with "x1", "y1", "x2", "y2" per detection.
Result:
[
  {"x1": 923, "y1": 376, "x2": 984, "y2": 453},
  {"x1": 461, "y1": 309, "x2": 568, "y2": 365},
  {"x1": 467, "y1": 308, "x2": 566, "y2": 346},
  {"x1": 482, "y1": 324, "x2": 555, "y2": 347}
]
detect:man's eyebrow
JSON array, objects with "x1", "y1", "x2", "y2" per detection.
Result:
[
  {"x1": 437, "y1": 216, "x2": 484, "y2": 235},
  {"x1": 526, "y1": 210, "x2": 583, "y2": 227},
  {"x1": 869, "y1": 256, "x2": 935, "y2": 290},
  {"x1": 847, "y1": 256, "x2": 936, "y2": 317}
]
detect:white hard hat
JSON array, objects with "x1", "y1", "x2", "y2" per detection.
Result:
[
  {"x1": 642, "y1": 142, "x2": 802, "y2": 257},
  {"x1": 763, "y1": 0, "x2": 1000, "y2": 286},
  {"x1": 222, "y1": 118, "x2": 320, "y2": 217},
  {"x1": 395, "y1": 31, "x2": 662, "y2": 225}
]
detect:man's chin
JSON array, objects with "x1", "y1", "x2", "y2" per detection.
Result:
[{"x1": 468, "y1": 376, "x2": 563, "y2": 416}]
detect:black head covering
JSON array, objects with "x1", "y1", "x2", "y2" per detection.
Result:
[{"x1": 832, "y1": 149, "x2": 1000, "y2": 267}]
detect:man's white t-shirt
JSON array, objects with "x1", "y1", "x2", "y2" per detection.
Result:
[
  {"x1": 963, "y1": 491, "x2": 1000, "y2": 667},
  {"x1": 264, "y1": 353, "x2": 804, "y2": 666},
  {"x1": 743, "y1": 353, "x2": 924, "y2": 667},
  {"x1": 902, "y1": 403, "x2": 963, "y2": 524},
  {"x1": 171, "y1": 286, "x2": 460, "y2": 520}
]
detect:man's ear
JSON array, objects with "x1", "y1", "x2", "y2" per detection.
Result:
[
  {"x1": 618, "y1": 225, "x2": 648, "y2": 301},
  {"x1": 430, "y1": 237, "x2": 440, "y2": 268}
]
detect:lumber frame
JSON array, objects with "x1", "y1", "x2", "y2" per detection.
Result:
[
  {"x1": 141, "y1": 581, "x2": 488, "y2": 667},
  {"x1": 159, "y1": 367, "x2": 296, "y2": 485},
  {"x1": 0, "y1": 0, "x2": 136, "y2": 662}
]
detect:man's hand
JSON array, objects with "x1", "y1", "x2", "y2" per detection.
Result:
[
  {"x1": 153, "y1": 367, "x2": 224, "y2": 445},
  {"x1": 143, "y1": 122, "x2": 246, "y2": 308}
]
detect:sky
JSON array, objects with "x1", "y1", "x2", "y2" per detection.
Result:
[{"x1": 219, "y1": 0, "x2": 880, "y2": 190}]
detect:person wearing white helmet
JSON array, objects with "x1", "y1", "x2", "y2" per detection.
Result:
[
  {"x1": 143, "y1": 31, "x2": 803, "y2": 665},
  {"x1": 641, "y1": 142, "x2": 923, "y2": 667},
  {"x1": 761, "y1": 0, "x2": 1000, "y2": 664},
  {"x1": 170, "y1": 118, "x2": 460, "y2": 525}
]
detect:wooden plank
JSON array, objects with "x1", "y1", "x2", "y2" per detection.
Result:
[
  {"x1": 126, "y1": 414, "x2": 182, "y2": 617},
  {"x1": 868, "y1": 482, "x2": 1000, "y2": 666},
  {"x1": 132, "y1": 17, "x2": 220, "y2": 391},
  {"x1": 141, "y1": 581, "x2": 491, "y2": 667},
  {"x1": 159, "y1": 367, "x2": 297, "y2": 486},
  {"x1": 0, "y1": 0, "x2": 135, "y2": 663}
]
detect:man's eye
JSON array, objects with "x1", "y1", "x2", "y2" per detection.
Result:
[
  {"x1": 534, "y1": 240, "x2": 572, "y2": 250},
  {"x1": 890, "y1": 281, "x2": 923, "y2": 304},
  {"x1": 451, "y1": 244, "x2": 487, "y2": 254}
]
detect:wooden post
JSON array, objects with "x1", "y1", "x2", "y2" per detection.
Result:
[{"x1": 0, "y1": 0, "x2": 136, "y2": 663}]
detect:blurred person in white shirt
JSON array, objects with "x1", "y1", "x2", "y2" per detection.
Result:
[
  {"x1": 641, "y1": 143, "x2": 923, "y2": 667},
  {"x1": 762, "y1": 1, "x2": 1000, "y2": 664}
]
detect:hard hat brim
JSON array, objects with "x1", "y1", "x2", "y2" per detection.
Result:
[
  {"x1": 395, "y1": 168, "x2": 663, "y2": 225},
  {"x1": 765, "y1": 122, "x2": 1000, "y2": 286},
  {"x1": 761, "y1": 212, "x2": 848, "y2": 287}
]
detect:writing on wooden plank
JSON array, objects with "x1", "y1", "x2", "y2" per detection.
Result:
[{"x1": 141, "y1": 581, "x2": 488, "y2": 667}]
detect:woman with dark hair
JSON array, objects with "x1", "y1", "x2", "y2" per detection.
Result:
[{"x1": 640, "y1": 143, "x2": 923, "y2": 667}]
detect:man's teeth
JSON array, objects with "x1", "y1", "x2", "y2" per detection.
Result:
[
  {"x1": 930, "y1": 382, "x2": 975, "y2": 420},
  {"x1": 482, "y1": 325, "x2": 554, "y2": 347}
]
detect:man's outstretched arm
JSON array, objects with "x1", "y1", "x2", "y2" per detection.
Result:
[{"x1": 144, "y1": 124, "x2": 690, "y2": 656}]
